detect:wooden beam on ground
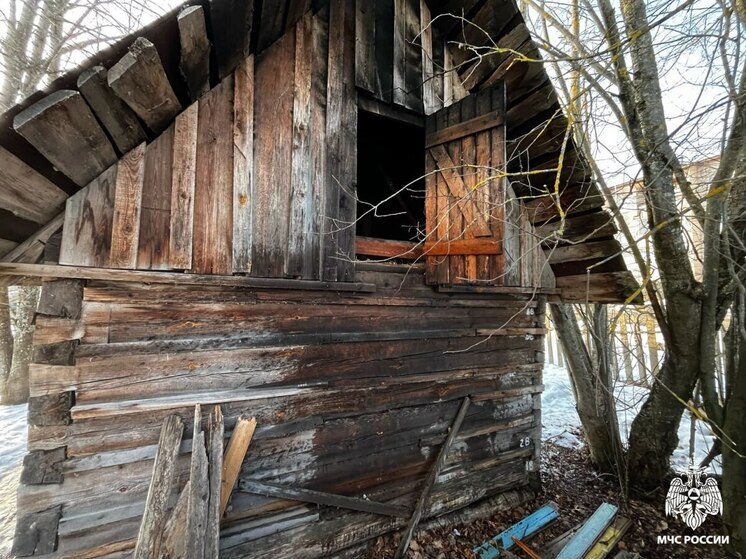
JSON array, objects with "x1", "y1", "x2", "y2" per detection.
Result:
[
  {"x1": 13, "y1": 90, "x2": 117, "y2": 187},
  {"x1": 394, "y1": 396, "x2": 471, "y2": 559},
  {"x1": 220, "y1": 416, "x2": 256, "y2": 517},
  {"x1": 0, "y1": 146, "x2": 67, "y2": 224},
  {"x1": 108, "y1": 38, "x2": 182, "y2": 134},
  {"x1": 555, "y1": 503, "x2": 618, "y2": 559},
  {"x1": 77, "y1": 66, "x2": 148, "y2": 154},
  {"x1": 239, "y1": 480, "x2": 412, "y2": 518},
  {"x1": 205, "y1": 406, "x2": 224, "y2": 556},
  {"x1": 355, "y1": 237, "x2": 423, "y2": 260},
  {"x1": 474, "y1": 502, "x2": 560, "y2": 559},
  {"x1": 585, "y1": 516, "x2": 632, "y2": 559},
  {"x1": 133, "y1": 414, "x2": 184, "y2": 559},
  {"x1": 0, "y1": 263, "x2": 377, "y2": 292},
  {"x1": 178, "y1": 6, "x2": 211, "y2": 101}
]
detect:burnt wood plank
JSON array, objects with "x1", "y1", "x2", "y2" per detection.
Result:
[
  {"x1": 325, "y1": 0, "x2": 357, "y2": 281},
  {"x1": 28, "y1": 392, "x2": 73, "y2": 427},
  {"x1": 208, "y1": 0, "x2": 254, "y2": 79},
  {"x1": 21, "y1": 447, "x2": 66, "y2": 485},
  {"x1": 232, "y1": 56, "x2": 255, "y2": 274},
  {"x1": 137, "y1": 126, "x2": 174, "y2": 270},
  {"x1": 77, "y1": 66, "x2": 148, "y2": 154},
  {"x1": 108, "y1": 38, "x2": 182, "y2": 135},
  {"x1": 287, "y1": 14, "x2": 314, "y2": 279},
  {"x1": 169, "y1": 103, "x2": 198, "y2": 270},
  {"x1": 193, "y1": 76, "x2": 234, "y2": 275},
  {"x1": 13, "y1": 90, "x2": 117, "y2": 187},
  {"x1": 252, "y1": 31, "x2": 295, "y2": 277},
  {"x1": 110, "y1": 143, "x2": 146, "y2": 269},
  {"x1": 59, "y1": 165, "x2": 118, "y2": 267},
  {"x1": 240, "y1": 480, "x2": 411, "y2": 517},
  {"x1": 178, "y1": 6, "x2": 211, "y2": 101},
  {"x1": 0, "y1": 146, "x2": 67, "y2": 224}
]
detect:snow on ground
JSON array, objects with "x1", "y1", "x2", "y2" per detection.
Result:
[
  {"x1": 0, "y1": 405, "x2": 27, "y2": 558},
  {"x1": 542, "y1": 364, "x2": 722, "y2": 474}
]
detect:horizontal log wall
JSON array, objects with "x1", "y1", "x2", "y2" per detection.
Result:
[{"x1": 17, "y1": 266, "x2": 544, "y2": 557}]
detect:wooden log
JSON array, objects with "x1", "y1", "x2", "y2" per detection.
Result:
[
  {"x1": 133, "y1": 414, "x2": 184, "y2": 559},
  {"x1": 220, "y1": 416, "x2": 257, "y2": 516},
  {"x1": 232, "y1": 55, "x2": 254, "y2": 274},
  {"x1": 20, "y1": 447, "x2": 66, "y2": 484},
  {"x1": 394, "y1": 396, "x2": 470, "y2": 559},
  {"x1": 36, "y1": 280, "x2": 83, "y2": 319},
  {"x1": 28, "y1": 392, "x2": 73, "y2": 427},
  {"x1": 186, "y1": 406, "x2": 209, "y2": 559},
  {"x1": 12, "y1": 505, "x2": 62, "y2": 557},
  {"x1": 239, "y1": 480, "x2": 411, "y2": 517},
  {"x1": 178, "y1": 6, "x2": 211, "y2": 101},
  {"x1": 193, "y1": 76, "x2": 234, "y2": 275},
  {"x1": 13, "y1": 90, "x2": 117, "y2": 187},
  {"x1": 0, "y1": 263, "x2": 377, "y2": 292},
  {"x1": 355, "y1": 236, "x2": 423, "y2": 260},
  {"x1": 0, "y1": 146, "x2": 67, "y2": 224},
  {"x1": 77, "y1": 66, "x2": 148, "y2": 154},
  {"x1": 205, "y1": 406, "x2": 224, "y2": 557},
  {"x1": 110, "y1": 143, "x2": 146, "y2": 269},
  {"x1": 59, "y1": 165, "x2": 118, "y2": 268},
  {"x1": 108, "y1": 38, "x2": 182, "y2": 134},
  {"x1": 208, "y1": 0, "x2": 254, "y2": 79},
  {"x1": 169, "y1": 103, "x2": 198, "y2": 270}
]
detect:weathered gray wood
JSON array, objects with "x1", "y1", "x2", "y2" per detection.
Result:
[
  {"x1": 1, "y1": 213, "x2": 64, "y2": 266},
  {"x1": 394, "y1": 396, "x2": 471, "y2": 559},
  {"x1": 178, "y1": 6, "x2": 211, "y2": 101},
  {"x1": 133, "y1": 414, "x2": 184, "y2": 559},
  {"x1": 13, "y1": 90, "x2": 117, "y2": 186},
  {"x1": 239, "y1": 480, "x2": 411, "y2": 517},
  {"x1": 0, "y1": 146, "x2": 67, "y2": 224},
  {"x1": 161, "y1": 480, "x2": 190, "y2": 559},
  {"x1": 21, "y1": 447, "x2": 66, "y2": 484},
  {"x1": 205, "y1": 405, "x2": 224, "y2": 557},
  {"x1": 110, "y1": 143, "x2": 146, "y2": 269},
  {"x1": 28, "y1": 392, "x2": 73, "y2": 426},
  {"x1": 108, "y1": 38, "x2": 182, "y2": 134},
  {"x1": 355, "y1": 0, "x2": 376, "y2": 94},
  {"x1": 169, "y1": 103, "x2": 198, "y2": 270},
  {"x1": 186, "y1": 407, "x2": 208, "y2": 559},
  {"x1": 232, "y1": 56, "x2": 254, "y2": 274},
  {"x1": 37, "y1": 280, "x2": 83, "y2": 319},
  {"x1": 12, "y1": 506, "x2": 62, "y2": 557},
  {"x1": 59, "y1": 165, "x2": 117, "y2": 268},
  {"x1": 208, "y1": 0, "x2": 254, "y2": 79},
  {"x1": 77, "y1": 65, "x2": 148, "y2": 154}
]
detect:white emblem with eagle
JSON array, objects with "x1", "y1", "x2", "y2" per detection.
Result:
[{"x1": 665, "y1": 467, "x2": 722, "y2": 530}]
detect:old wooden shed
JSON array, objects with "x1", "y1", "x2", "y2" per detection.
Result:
[{"x1": 0, "y1": 0, "x2": 640, "y2": 556}]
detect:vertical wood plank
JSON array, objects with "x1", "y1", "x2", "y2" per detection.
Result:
[
  {"x1": 110, "y1": 143, "x2": 146, "y2": 269},
  {"x1": 193, "y1": 77, "x2": 234, "y2": 275},
  {"x1": 424, "y1": 147, "x2": 437, "y2": 283},
  {"x1": 475, "y1": 91, "x2": 492, "y2": 282},
  {"x1": 257, "y1": 0, "x2": 290, "y2": 53},
  {"x1": 288, "y1": 14, "x2": 314, "y2": 279},
  {"x1": 443, "y1": 46, "x2": 454, "y2": 107},
  {"x1": 310, "y1": 10, "x2": 330, "y2": 280},
  {"x1": 435, "y1": 110, "x2": 450, "y2": 285},
  {"x1": 232, "y1": 55, "x2": 255, "y2": 274},
  {"x1": 325, "y1": 0, "x2": 357, "y2": 282},
  {"x1": 169, "y1": 103, "x2": 198, "y2": 270},
  {"x1": 253, "y1": 31, "x2": 296, "y2": 277},
  {"x1": 489, "y1": 86, "x2": 506, "y2": 283},
  {"x1": 208, "y1": 0, "x2": 254, "y2": 79},
  {"x1": 393, "y1": 0, "x2": 407, "y2": 108},
  {"x1": 445, "y1": 103, "x2": 465, "y2": 284},
  {"x1": 178, "y1": 6, "x2": 211, "y2": 101},
  {"x1": 355, "y1": 0, "x2": 376, "y2": 94},
  {"x1": 460, "y1": 95, "x2": 477, "y2": 283},
  {"x1": 403, "y1": 0, "x2": 424, "y2": 113},
  {"x1": 59, "y1": 165, "x2": 118, "y2": 267},
  {"x1": 420, "y1": 0, "x2": 438, "y2": 115},
  {"x1": 503, "y1": 184, "x2": 521, "y2": 286},
  {"x1": 137, "y1": 126, "x2": 174, "y2": 270},
  {"x1": 375, "y1": 0, "x2": 395, "y2": 103},
  {"x1": 204, "y1": 406, "x2": 223, "y2": 557}
]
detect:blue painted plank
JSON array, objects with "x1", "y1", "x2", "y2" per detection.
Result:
[
  {"x1": 555, "y1": 503, "x2": 618, "y2": 559},
  {"x1": 473, "y1": 502, "x2": 560, "y2": 559}
]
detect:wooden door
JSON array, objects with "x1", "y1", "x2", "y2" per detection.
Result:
[{"x1": 424, "y1": 84, "x2": 505, "y2": 285}]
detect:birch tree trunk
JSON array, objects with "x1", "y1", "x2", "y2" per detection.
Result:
[
  {"x1": 0, "y1": 288, "x2": 13, "y2": 394},
  {"x1": 2, "y1": 287, "x2": 39, "y2": 405}
]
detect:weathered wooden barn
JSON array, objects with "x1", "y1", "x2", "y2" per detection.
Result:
[{"x1": 0, "y1": 0, "x2": 641, "y2": 556}]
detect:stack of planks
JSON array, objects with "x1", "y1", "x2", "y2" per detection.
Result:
[{"x1": 16, "y1": 263, "x2": 545, "y2": 557}]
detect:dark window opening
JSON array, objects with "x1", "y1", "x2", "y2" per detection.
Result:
[{"x1": 356, "y1": 110, "x2": 425, "y2": 242}]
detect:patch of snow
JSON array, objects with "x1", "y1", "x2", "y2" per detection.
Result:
[
  {"x1": 542, "y1": 364, "x2": 721, "y2": 475},
  {"x1": 0, "y1": 404, "x2": 27, "y2": 558}
]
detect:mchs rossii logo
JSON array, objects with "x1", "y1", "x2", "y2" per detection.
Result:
[{"x1": 657, "y1": 466, "x2": 729, "y2": 546}]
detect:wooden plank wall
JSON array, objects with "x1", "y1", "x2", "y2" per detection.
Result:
[
  {"x1": 19, "y1": 266, "x2": 544, "y2": 557},
  {"x1": 58, "y1": 7, "x2": 351, "y2": 282}
]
